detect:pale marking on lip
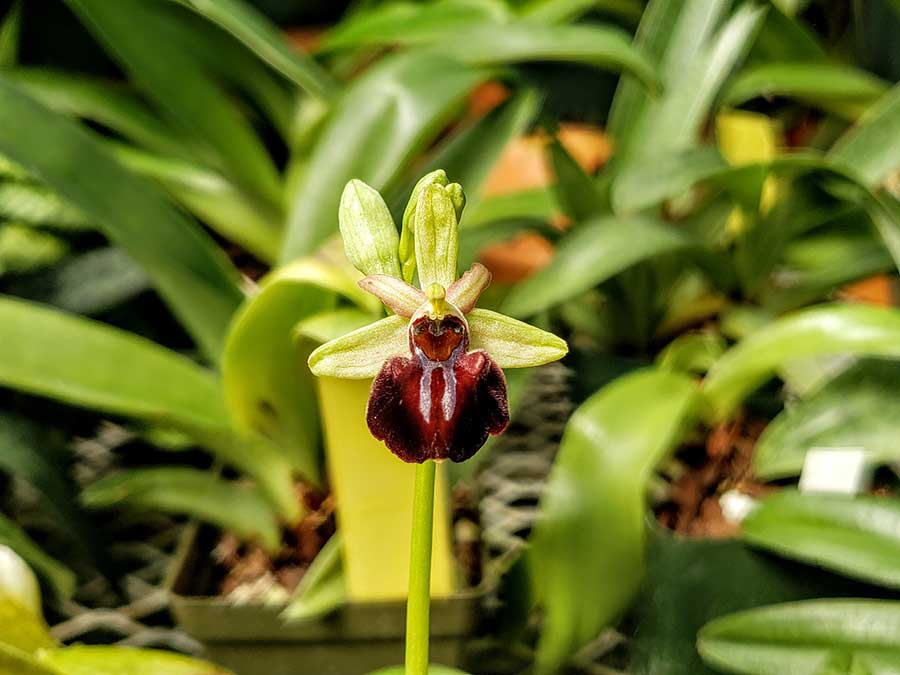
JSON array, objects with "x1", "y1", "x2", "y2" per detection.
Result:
[{"x1": 414, "y1": 342, "x2": 465, "y2": 424}]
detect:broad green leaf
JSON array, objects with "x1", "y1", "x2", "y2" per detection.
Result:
[
  {"x1": 0, "y1": 514, "x2": 75, "y2": 601},
  {"x1": 281, "y1": 533, "x2": 345, "y2": 622},
  {"x1": 40, "y1": 646, "x2": 234, "y2": 675},
  {"x1": 467, "y1": 308, "x2": 568, "y2": 368},
  {"x1": 107, "y1": 143, "x2": 281, "y2": 263},
  {"x1": 82, "y1": 468, "x2": 281, "y2": 552},
  {"x1": 463, "y1": 187, "x2": 558, "y2": 229},
  {"x1": 698, "y1": 600, "x2": 900, "y2": 675},
  {"x1": 4, "y1": 68, "x2": 192, "y2": 159},
  {"x1": 0, "y1": 645, "x2": 60, "y2": 675},
  {"x1": 548, "y1": 137, "x2": 605, "y2": 221},
  {"x1": 703, "y1": 304, "x2": 900, "y2": 422},
  {"x1": 307, "y1": 315, "x2": 409, "y2": 379},
  {"x1": 612, "y1": 146, "x2": 727, "y2": 213},
  {"x1": 0, "y1": 296, "x2": 228, "y2": 430},
  {"x1": 0, "y1": 79, "x2": 244, "y2": 360},
  {"x1": 223, "y1": 258, "x2": 375, "y2": 482},
  {"x1": 0, "y1": 182, "x2": 90, "y2": 230},
  {"x1": 281, "y1": 53, "x2": 489, "y2": 262},
  {"x1": 64, "y1": 0, "x2": 282, "y2": 207},
  {"x1": 608, "y1": 0, "x2": 731, "y2": 167},
  {"x1": 724, "y1": 62, "x2": 888, "y2": 116},
  {"x1": 392, "y1": 89, "x2": 540, "y2": 223},
  {"x1": 0, "y1": 1, "x2": 22, "y2": 67},
  {"x1": 0, "y1": 224, "x2": 66, "y2": 275},
  {"x1": 754, "y1": 360, "x2": 900, "y2": 480},
  {"x1": 501, "y1": 216, "x2": 694, "y2": 317},
  {"x1": 829, "y1": 83, "x2": 900, "y2": 188},
  {"x1": 9, "y1": 247, "x2": 149, "y2": 316},
  {"x1": 437, "y1": 22, "x2": 658, "y2": 89},
  {"x1": 0, "y1": 411, "x2": 96, "y2": 589},
  {"x1": 657, "y1": 331, "x2": 727, "y2": 374},
  {"x1": 0, "y1": 595, "x2": 55, "y2": 654},
  {"x1": 612, "y1": 3, "x2": 766, "y2": 173},
  {"x1": 294, "y1": 308, "x2": 374, "y2": 344},
  {"x1": 321, "y1": 0, "x2": 507, "y2": 51},
  {"x1": 530, "y1": 368, "x2": 698, "y2": 672},
  {"x1": 520, "y1": 0, "x2": 644, "y2": 24},
  {"x1": 164, "y1": 0, "x2": 337, "y2": 100},
  {"x1": 742, "y1": 491, "x2": 900, "y2": 589}
]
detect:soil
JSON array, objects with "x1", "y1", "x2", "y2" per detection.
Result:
[{"x1": 655, "y1": 415, "x2": 775, "y2": 538}]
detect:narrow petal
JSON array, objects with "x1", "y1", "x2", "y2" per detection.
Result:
[
  {"x1": 446, "y1": 263, "x2": 491, "y2": 313},
  {"x1": 358, "y1": 274, "x2": 425, "y2": 317},
  {"x1": 307, "y1": 315, "x2": 408, "y2": 378},
  {"x1": 467, "y1": 308, "x2": 568, "y2": 368},
  {"x1": 414, "y1": 182, "x2": 462, "y2": 289},
  {"x1": 338, "y1": 179, "x2": 402, "y2": 278}
]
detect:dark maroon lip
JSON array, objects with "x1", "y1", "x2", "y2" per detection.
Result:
[{"x1": 366, "y1": 316, "x2": 509, "y2": 464}]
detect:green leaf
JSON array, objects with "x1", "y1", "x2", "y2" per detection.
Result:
[
  {"x1": 281, "y1": 533, "x2": 346, "y2": 622},
  {"x1": 611, "y1": 2, "x2": 766, "y2": 173},
  {"x1": 548, "y1": 137, "x2": 605, "y2": 221},
  {"x1": 4, "y1": 68, "x2": 192, "y2": 160},
  {"x1": 0, "y1": 182, "x2": 91, "y2": 230},
  {"x1": 437, "y1": 22, "x2": 658, "y2": 90},
  {"x1": 467, "y1": 308, "x2": 568, "y2": 368},
  {"x1": 394, "y1": 89, "x2": 540, "y2": 224},
  {"x1": 0, "y1": 513, "x2": 75, "y2": 601},
  {"x1": 0, "y1": 78, "x2": 244, "y2": 360},
  {"x1": 0, "y1": 645, "x2": 60, "y2": 675},
  {"x1": 0, "y1": 224, "x2": 66, "y2": 275},
  {"x1": 321, "y1": 0, "x2": 506, "y2": 51},
  {"x1": 829, "y1": 83, "x2": 900, "y2": 188},
  {"x1": 0, "y1": 597, "x2": 55, "y2": 655},
  {"x1": 40, "y1": 646, "x2": 234, "y2": 675},
  {"x1": 10, "y1": 247, "x2": 149, "y2": 316},
  {"x1": 307, "y1": 315, "x2": 409, "y2": 379},
  {"x1": 530, "y1": 368, "x2": 698, "y2": 673},
  {"x1": 64, "y1": 0, "x2": 282, "y2": 207},
  {"x1": 754, "y1": 360, "x2": 900, "y2": 480},
  {"x1": 339, "y1": 180, "x2": 402, "y2": 278},
  {"x1": 612, "y1": 146, "x2": 728, "y2": 213},
  {"x1": 0, "y1": 0, "x2": 22, "y2": 67},
  {"x1": 657, "y1": 331, "x2": 727, "y2": 374},
  {"x1": 82, "y1": 468, "x2": 281, "y2": 552},
  {"x1": 501, "y1": 216, "x2": 694, "y2": 317},
  {"x1": 698, "y1": 600, "x2": 900, "y2": 675},
  {"x1": 463, "y1": 187, "x2": 558, "y2": 229},
  {"x1": 0, "y1": 296, "x2": 228, "y2": 431},
  {"x1": 742, "y1": 490, "x2": 900, "y2": 589},
  {"x1": 222, "y1": 258, "x2": 375, "y2": 482},
  {"x1": 703, "y1": 303, "x2": 900, "y2": 422},
  {"x1": 281, "y1": 53, "x2": 489, "y2": 262},
  {"x1": 724, "y1": 62, "x2": 888, "y2": 115},
  {"x1": 164, "y1": 0, "x2": 337, "y2": 100}
]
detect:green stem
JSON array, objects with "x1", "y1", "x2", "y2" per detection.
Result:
[{"x1": 405, "y1": 460, "x2": 436, "y2": 675}]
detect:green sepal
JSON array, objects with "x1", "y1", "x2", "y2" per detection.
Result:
[
  {"x1": 338, "y1": 179, "x2": 402, "y2": 278},
  {"x1": 308, "y1": 314, "x2": 409, "y2": 378},
  {"x1": 414, "y1": 182, "x2": 462, "y2": 289},
  {"x1": 399, "y1": 169, "x2": 448, "y2": 284},
  {"x1": 467, "y1": 308, "x2": 568, "y2": 368}
]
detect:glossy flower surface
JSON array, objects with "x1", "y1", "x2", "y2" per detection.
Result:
[{"x1": 308, "y1": 171, "x2": 568, "y2": 463}]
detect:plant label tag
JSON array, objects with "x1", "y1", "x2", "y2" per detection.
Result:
[{"x1": 798, "y1": 447, "x2": 871, "y2": 495}]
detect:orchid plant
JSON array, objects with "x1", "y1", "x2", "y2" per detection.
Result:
[{"x1": 308, "y1": 170, "x2": 567, "y2": 674}]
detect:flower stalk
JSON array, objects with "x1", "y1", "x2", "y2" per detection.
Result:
[{"x1": 405, "y1": 460, "x2": 437, "y2": 675}]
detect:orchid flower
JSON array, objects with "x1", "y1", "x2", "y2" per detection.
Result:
[{"x1": 308, "y1": 171, "x2": 568, "y2": 464}]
